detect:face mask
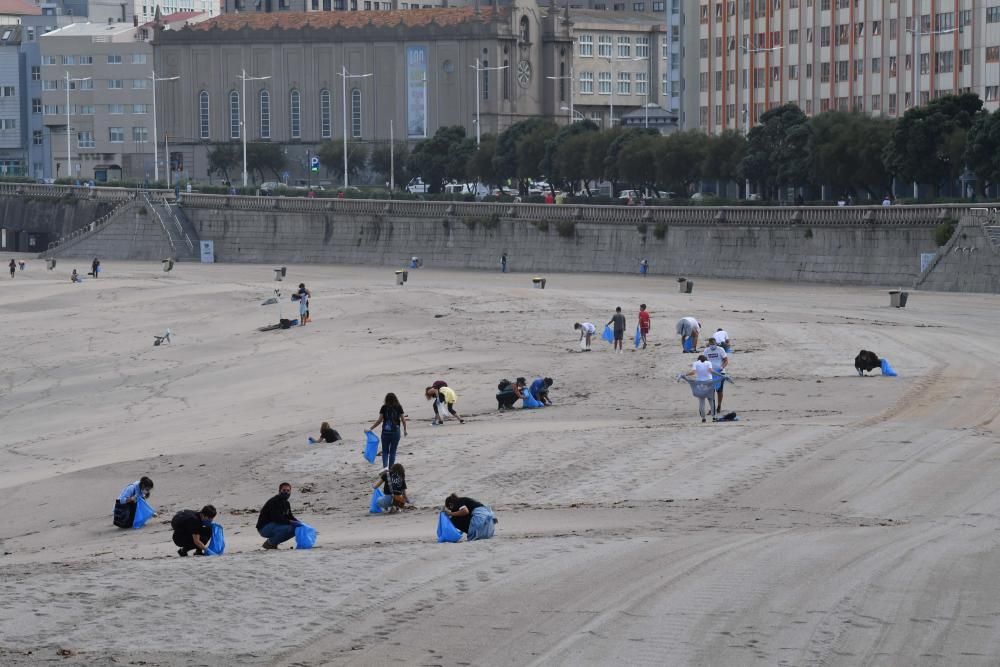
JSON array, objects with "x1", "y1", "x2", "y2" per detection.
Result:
[
  {"x1": 280, "y1": 492, "x2": 291, "y2": 500},
  {"x1": 202, "y1": 519, "x2": 212, "y2": 526}
]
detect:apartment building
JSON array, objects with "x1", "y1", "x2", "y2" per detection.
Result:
[
  {"x1": 690, "y1": 0, "x2": 1000, "y2": 134},
  {"x1": 0, "y1": 26, "x2": 26, "y2": 175}
]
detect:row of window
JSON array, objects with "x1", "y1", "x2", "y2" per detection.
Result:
[
  {"x1": 702, "y1": 0, "x2": 1000, "y2": 19},
  {"x1": 41, "y1": 54, "x2": 147, "y2": 66},
  {"x1": 578, "y1": 35, "x2": 653, "y2": 59},
  {"x1": 33, "y1": 100, "x2": 151, "y2": 114},
  {"x1": 0, "y1": 118, "x2": 17, "y2": 130},
  {"x1": 41, "y1": 79, "x2": 149, "y2": 91},
  {"x1": 578, "y1": 72, "x2": 650, "y2": 95},
  {"x1": 203, "y1": 88, "x2": 364, "y2": 141}
]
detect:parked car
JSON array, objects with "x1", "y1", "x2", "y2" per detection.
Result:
[
  {"x1": 406, "y1": 177, "x2": 431, "y2": 194},
  {"x1": 618, "y1": 189, "x2": 674, "y2": 202}
]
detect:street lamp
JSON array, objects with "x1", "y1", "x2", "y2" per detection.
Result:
[
  {"x1": 150, "y1": 70, "x2": 179, "y2": 185},
  {"x1": 560, "y1": 106, "x2": 586, "y2": 121},
  {"x1": 600, "y1": 55, "x2": 646, "y2": 128},
  {"x1": 547, "y1": 64, "x2": 575, "y2": 125},
  {"x1": 470, "y1": 59, "x2": 508, "y2": 147},
  {"x1": 905, "y1": 25, "x2": 959, "y2": 110},
  {"x1": 64, "y1": 71, "x2": 91, "y2": 182},
  {"x1": 642, "y1": 102, "x2": 658, "y2": 129},
  {"x1": 237, "y1": 68, "x2": 270, "y2": 188},
  {"x1": 338, "y1": 65, "x2": 373, "y2": 189},
  {"x1": 741, "y1": 38, "x2": 783, "y2": 200}
]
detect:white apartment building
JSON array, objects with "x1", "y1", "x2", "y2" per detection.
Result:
[{"x1": 689, "y1": 0, "x2": 1000, "y2": 134}]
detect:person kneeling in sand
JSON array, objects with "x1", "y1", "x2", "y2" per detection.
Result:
[
  {"x1": 529, "y1": 377, "x2": 554, "y2": 405},
  {"x1": 171, "y1": 505, "x2": 216, "y2": 556},
  {"x1": 114, "y1": 476, "x2": 153, "y2": 528},
  {"x1": 257, "y1": 482, "x2": 301, "y2": 550},
  {"x1": 373, "y1": 464, "x2": 411, "y2": 513},
  {"x1": 425, "y1": 385, "x2": 465, "y2": 425},
  {"x1": 309, "y1": 421, "x2": 342, "y2": 444},
  {"x1": 496, "y1": 378, "x2": 526, "y2": 410},
  {"x1": 443, "y1": 494, "x2": 497, "y2": 541}
]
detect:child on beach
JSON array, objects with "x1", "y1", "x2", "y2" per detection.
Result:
[
  {"x1": 372, "y1": 464, "x2": 411, "y2": 513},
  {"x1": 638, "y1": 304, "x2": 651, "y2": 349},
  {"x1": 369, "y1": 393, "x2": 407, "y2": 470},
  {"x1": 606, "y1": 307, "x2": 626, "y2": 353},
  {"x1": 574, "y1": 322, "x2": 596, "y2": 351},
  {"x1": 529, "y1": 377, "x2": 553, "y2": 405},
  {"x1": 309, "y1": 421, "x2": 342, "y2": 444},
  {"x1": 425, "y1": 385, "x2": 465, "y2": 425}
]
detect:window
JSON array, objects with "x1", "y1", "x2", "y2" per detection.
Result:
[
  {"x1": 987, "y1": 6, "x2": 1000, "y2": 23},
  {"x1": 700, "y1": 3, "x2": 708, "y2": 23},
  {"x1": 77, "y1": 131, "x2": 94, "y2": 148},
  {"x1": 132, "y1": 127, "x2": 148, "y2": 143},
  {"x1": 714, "y1": 37, "x2": 722, "y2": 57},
  {"x1": 33, "y1": 130, "x2": 43, "y2": 145},
  {"x1": 661, "y1": 72, "x2": 669, "y2": 96},
  {"x1": 700, "y1": 38, "x2": 708, "y2": 58},
  {"x1": 806, "y1": 28, "x2": 813, "y2": 43},
  {"x1": 636, "y1": 71, "x2": 648, "y2": 95},
  {"x1": 920, "y1": 14, "x2": 930, "y2": 31},
  {"x1": 0, "y1": 86, "x2": 13, "y2": 97},
  {"x1": 229, "y1": 90, "x2": 240, "y2": 139},
  {"x1": 820, "y1": 27, "x2": 830, "y2": 46},
  {"x1": 820, "y1": 0, "x2": 829, "y2": 8},
  {"x1": 132, "y1": 104, "x2": 149, "y2": 114},
  {"x1": 131, "y1": 53, "x2": 147, "y2": 65},
  {"x1": 960, "y1": 9, "x2": 972, "y2": 26},
  {"x1": 889, "y1": 56, "x2": 897, "y2": 76},
  {"x1": 714, "y1": 70, "x2": 722, "y2": 90},
  {"x1": 652, "y1": 1, "x2": 664, "y2": 9},
  {"x1": 889, "y1": 18, "x2": 897, "y2": 39},
  {"x1": 986, "y1": 86, "x2": 999, "y2": 101},
  {"x1": 635, "y1": 36, "x2": 649, "y2": 58},
  {"x1": 789, "y1": 29, "x2": 798, "y2": 45},
  {"x1": 771, "y1": 66, "x2": 780, "y2": 81},
  {"x1": 107, "y1": 53, "x2": 122, "y2": 64},
  {"x1": 79, "y1": 55, "x2": 93, "y2": 65},
  {"x1": 290, "y1": 89, "x2": 301, "y2": 139},
  {"x1": 618, "y1": 72, "x2": 631, "y2": 94},
  {"x1": 888, "y1": 94, "x2": 897, "y2": 115},
  {"x1": 79, "y1": 105, "x2": 94, "y2": 115},
  {"x1": 42, "y1": 55, "x2": 56, "y2": 65},
  {"x1": 920, "y1": 53, "x2": 929, "y2": 74},
  {"x1": 836, "y1": 60, "x2": 848, "y2": 81},
  {"x1": 935, "y1": 12, "x2": 953, "y2": 30},
  {"x1": 0, "y1": 119, "x2": 15, "y2": 130},
  {"x1": 31, "y1": 98, "x2": 41, "y2": 114},
  {"x1": 132, "y1": 79, "x2": 148, "y2": 89},
  {"x1": 351, "y1": 88, "x2": 361, "y2": 138},
  {"x1": 936, "y1": 51, "x2": 953, "y2": 73},
  {"x1": 199, "y1": 91, "x2": 210, "y2": 140},
  {"x1": 259, "y1": 90, "x2": 271, "y2": 139},
  {"x1": 108, "y1": 79, "x2": 123, "y2": 89},
  {"x1": 580, "y1": 71, "x2": 594, "y2": 93},
  {"x1": 854, "y1": 59, "x2": 863, "y2": 80},
  {"x1": 599, "y1": 71, "x2": 612, "y2": 94},
  {"x1": 699, "y1": 72, "x2": 708, "y2": 92},
  {"x1": 987, "y1": 47, "x2": 1000, "y2": 63},
  {"x1": 618, "y1": 36, "x2": 631, "y2": 58},
  {"x1": 872, "y1": 20, "x2": 881, "y2": 35},
  {"x1": 320, "y1": 89, "x2": 331, "y2": 139},
  {"x1": 31, "y1": 66, "x2": 40, "y2": 81},
  {"x1": 871, "y1": 94, "x2": 881, "y2": 111},
  {"x1": 755, "y1": 68, "x2": 764, "y2": 87},
  {"x1": 108, "y1": 127, "x2": 124, "y2": 143},
  {"x1": 43, "y1": 105, "x2": 59, "y2": 114},
  {"x1": 788, "y1": 64, "x2": 798, "y2": 79},
  {"x1": 805, "y1": 63, "x2": 812, "y2": 78},
  {"x1": 61, "y1": 55, "x2": 76, "y2": 65},
  {"x1": 481, "y1": 59, "x2": 489, "y2": 100},
  {"x1": 579, "y1": 34, "x2": 593, "y2": 56},
  {"x1": 80, "y1": 80, "x2": 94, "y2": 90},
  {"x1": 598, "y1": 35, "x2": 613, "y2": 57},
  {"x1": 109, "y1": 104, "x2": 124, "y2": 114},
  {"x1": 42, "y1": 80, "x2": 58, "y2": 91},
  {"x1": 820, "y1": 62, "x2": 831, "y2": 82}
]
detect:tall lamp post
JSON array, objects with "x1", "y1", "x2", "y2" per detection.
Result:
[
  {"x1": 741, "y1": 37, "x2": 782, "y2": 200},
  {"x1": 150, "y1": 70, "x2": 179, "y2": 185},
  {"x1": 338, "y1": 65, "x2": 373, "y2": 190},
  {"x1": 64, "y1": 71, "x2": 91, "y2": 181},
  {"x1": 470, "y1": 59, "x2": 508, "y2": 147},
  {"x1": 546, "y1": 64, "x2": 575, "y2": 125},
  {"x1": 237, "y1": 68, "x2": 270, "y2": 188},
  {"x1": 602, "y1": 55, "x2": 646, "y2": 128}
]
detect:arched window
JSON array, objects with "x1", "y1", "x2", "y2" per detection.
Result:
[
  {"x1": 289, "y1": 89, "x2": 301, "y2": 139},
  {"x1": 198, "y1": 90, "x2": 210, "y2": 139},
  {"x1": 229, "y1": 90, "x2": 240, "y2": 139},
  {"x1": 482, "y1": 59, "x2": 489, "y2": 100},
  {"x1": 351, "y1": 87, "x2": 361, "y2": 138},
  {"x1": 519, "y1": 16, "x2": 530, "y2": 43},
  {"x1": 320, "y1": 89, "x2": 331, "y2": 138},
  {"x1": 259, "y1": 89, "x2": 270, "y2": 139},
  {"x1": 502, "y1": 60, "x2": 509, "y2": 100}
]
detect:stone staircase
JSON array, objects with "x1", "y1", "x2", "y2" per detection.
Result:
[
  {"x1": 143, "y1": 192, "x2": 199, "y2": 261},
  {"x1": 985, "y1": 225, "x2": 1000, "y2": 250}
]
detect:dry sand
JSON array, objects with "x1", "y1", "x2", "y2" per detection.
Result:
[{"x1": 1, "y1": 261, "x2": 998, "y2": 666}]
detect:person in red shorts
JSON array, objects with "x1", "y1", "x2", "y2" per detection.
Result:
[{"x1": 638, "y1": 304, "x2": 651, "y2": 349}]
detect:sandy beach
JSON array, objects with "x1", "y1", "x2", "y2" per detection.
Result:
[{"x1": 1, "y1": 261, "x2": 998, "y2": 666}]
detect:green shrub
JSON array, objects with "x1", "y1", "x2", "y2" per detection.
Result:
[
  {"x1": 934, "y1": 219, "x2": 957, "y2": 246},
  {"x1": 653, "y1": 222, "x2": 667, "y2": 240},
  {"x1": 533, "y1": 220, "x2": 550, "y2": 233},
  {"x1": 636, "y1": 222, "x2": 648, "y2": 235},
  {"x1": 555, "y1": 219, "x2": 576, "y2": 238},
  {"x1": 804, "y1": 227, "x2": 813, "y2": 239},
  {"x1": 482, "y1": 213, "x2": 500, "y2": 231}
]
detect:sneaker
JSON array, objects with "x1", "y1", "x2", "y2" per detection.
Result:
[
  {"x1": 177, "y1": 548, "x2": 188, "y2": 557},
  {"x1": 459, "y1": 419, "x2": 465, "y2": 424},
  {"x1": 262, "y1": 541, "x2": 277, "y2": 550},
  {"x1": 702, "y1": 417, "x2": 707, "y2": 423}
]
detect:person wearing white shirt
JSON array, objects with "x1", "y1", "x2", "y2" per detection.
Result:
[
  {"x1": 684, "y1": 355, "x2": 717, "y2": 421},
  {"x1": 703, "y1": 338, "x2": 730, "y2": 411},
  {"x1": 574, "y1": 322, "x2": 596, "y2": 351},
  {"x1": 712, "y1": 328, "x2": 731, "y2": 351}
]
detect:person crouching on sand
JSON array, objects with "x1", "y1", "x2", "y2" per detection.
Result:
[
  {"x1": 309, "y1": 421, "x2": 342, "y2": 444},
  {"x1": 372, "y1": 464, "x2": 411, "y2": 513},
  {"x1": 444, "y1": 494, "x2": 497, "y2": 541},
  {"x1": 257, "y1": 482, "x2": 301, "y2": 550},
  {"x1": 171, "y1": 505, "x2": 216, "y2": 556},
  {"x1": 529, "y1": 377, "x2": 553, "y2": 405},
  {"x1": 425, "y1": 385, "x2": 465, "y2": 425},
  {"x1": 114, "y1": 476, "x2": 153, "y2": 528},
  {"x1": 496, "y1": 379, "x2": 523, "y2": 410},
  {"x1": 574, "y1": 322, "x2": 596, "y2": 351}
]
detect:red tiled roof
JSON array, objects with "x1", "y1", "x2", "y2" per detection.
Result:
[
  {"x1": 0, "y1": 0, "x2": 42, "y2": 16},
  {"x1": 187, "y1": 6, "x2": 504, "y2": 32},
  {"x1": 141, "y1": 10, "x2": 205, "y2": 27}
]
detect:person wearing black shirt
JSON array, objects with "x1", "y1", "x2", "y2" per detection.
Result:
[
  {"x1": 257, "y1": 482, "x2": 299, "y2": 550},
  {"x1": 606, "y1": 306, "x2": 627, "y2": 353},
  {"x1": 444, "y1": 493, "x2": 497, "y2": 540},
  {"x1": 171, "y1": 505, "x2": 216, "y2": 556},
  {"x1": 369, "y1": 393, "x2": 407, "y2": 470},
  {"x1": 309, "y1": 421, "x2": 342, "y2": 445},
  {"x1": 372, "y1": 464, "x2": 411, "y2": 513}
]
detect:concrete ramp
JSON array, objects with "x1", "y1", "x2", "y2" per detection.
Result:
[
  {"x1": 42, "y1": 195, "x2": 178, "y2": 262},
  {"x1": 916, "y1": 211, "x2": 1000, "y2": 293}
]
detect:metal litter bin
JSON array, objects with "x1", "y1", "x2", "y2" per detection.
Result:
[
  {"x1": 889, "y1": 290, "x2": 908, "y2": 308},
  {"x1": 678, "y1": 278, "x2": 694, "y2": 294},
  {"x1": 46, "y1": 258, "x2": 56, "y2": 270},
  {"x1": 532, "y1": 277, "x2": 546, "y2": 289},
  {"x1": 395, "y1": 270, "x2": 408, "y2": 286},
  {"x1": 274, "y1": 268, "x2": 283, "y2": 281},
  {"x1": 162, "y1": 258, "x2": 174, "y2": 272}
]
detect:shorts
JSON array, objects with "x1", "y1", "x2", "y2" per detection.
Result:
[
  {"x1": 613, "y1": 330, "x2": 624, "y2": 341},
  {"x1": 713, "y1": 375, "x2": 727, "y2": 392}
]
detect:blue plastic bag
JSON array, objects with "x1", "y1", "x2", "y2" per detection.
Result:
[
  {"x1": 634, "y1": 326, "x2": 642, "y2": 349},
  {"x1": 522, "y1": 392, "x2": 543, "y2": 409},
  {"x1": 132, "y1": 495, "x2": 155, "y2": 529},
  {"x1": 602, "y1": 325, "x2": 614, "y2": 343},
  {"x1": 370, "y1": 488, "x2": 386, "y2": 514},
  {"x1": 363, "y1": 430, "x2": 379, "y2": 464},
  {"x1": 880, "y1": 359, "x2": 898, "y2": 377},
  {"x1": 436, "y1": 511, "x2": 463, "y2": 543},
  {"x1": 204, "y1": 523, "x2": 225, "y2": 556},
  {"x1": 683, "y1": 336, "x2": 695, "y2": 352},
  {"x1": 294, "y1": 522, "x2": 318, "y2": 549}
]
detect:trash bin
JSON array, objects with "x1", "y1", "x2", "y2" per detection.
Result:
[
  {"x1": 162, "y1": 258, "x2": 174, "y2": 272},
  {"x1": 532, "y1": 277, "x2": 547, "y2": 289},
  {"x1": 889, "y1": 290, "x2": 908, "y2": 308},
  {"x1": 677, "y1": 278, "x2": 693, "y2": 294},
  {"x1": 274, "y1": 268, "x2": 283, "y2": 281},
  {"x1": 395, "y1": 270, "x2": 405, "y2": 286},
  {"x1": 46, "y1": 258, "x2": 57, "y2": 270},
  {"x1": 280, "y1": 266, "x2": 287, "y2": 277},
  {"x1": 402, "y1": 270, "x2": 408, "y2": 282}
]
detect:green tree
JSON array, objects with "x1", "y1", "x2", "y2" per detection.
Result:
[
  {"x1": 605, "y1": 128, "x2": 658, "y2": 189},
  {"x1": 545, "y1": 119, "x2": 599, "y2": 192},
  {"x1": 207, "y1": 143, "x2": 240, "y2": 184},
  {"x1": 583, "y1": 128, "x2": 621, "y2": 188},
  {"x1": 466, "y1": 134, "x2": 499, "y2": 186},
  {"x1": 245, "y1": 143, "x2": 286, "y2": 183},
  {"x1": 553, "y1": 131, "x2": 596, "y2": 194},
  {"x1": 494, "y1": 117, "x2": 557, "y2": 190},
  {"x1": 370, "y1": 141, "x2": 410, "y2": 189},
  {"x1": 965, "y1": 109, "x2": 1000, "y2": 193},
  {"x1": 515, "y1": 123, "x2": 558, "y2": 182},
  {"x1": 317, "y1": 139, "x2": 369, "y2": 182},
  {"x1": 809, "y1": 111, "x2": 894, "y2": 198},
  {"x1": 617, "y1": 134, "x2": 661, "y2": 191},
  {"x1": 883, "y1": 93, "x2": 984, "y2": 196},
  {"x1": 701, "y1": 130, "x2": 746, "y2": 197},
  {"x1": 739, "y1": 103, "x2": 812, "y2": 198},
  {"x1": 656, "y1": 130, "x2": 707, "y2": 195},
  {"x1": 407, "y1": 125, "x2": 470, "y2": 193}
]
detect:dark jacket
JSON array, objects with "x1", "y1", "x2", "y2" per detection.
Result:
[{"x1": 256, "y1": 494, "x2": 296, "y2": 530}]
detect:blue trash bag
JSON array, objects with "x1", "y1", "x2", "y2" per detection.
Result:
[
  {"x1": 294, "y1": 522, "x2": 318, "y2": 549},
  {"x1": 370, "y1": 487, "x2": 386, "y2": 514},
  {"x1": 880, "y1": 359, "x2": 898, "y2": 377},
  {"x1": 634, "y1": 326, "x2": 642, "y2": 349},
  {"x1": 522, "y1": 392, "x2": 543, "y2": 409},
  {"x1": 602, "y1": 325, "x2": 614, "y2": 343},
  {"x1": 204, "y1": 523, "x2": 225, "y2": 556},
  {"x1": 363, "y1": 430, "x2": 379, "y2": 464},
  {"x1": 132, "y1": 495, "x2": 155, "y2": 529},
  {"x1": 683, "y1": 336, "x2": 695, "y2": 352},
  {"x1": 437, "y1": 511, "x2": 464, "y2": 543}
]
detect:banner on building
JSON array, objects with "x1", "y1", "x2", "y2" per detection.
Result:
[{"x1": 407, "y1": 45, "x2": 428, "y2": 138}]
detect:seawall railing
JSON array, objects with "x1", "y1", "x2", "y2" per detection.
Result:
[{"x1": 45, "y1": 193, "x2": 138, "y2": 253}]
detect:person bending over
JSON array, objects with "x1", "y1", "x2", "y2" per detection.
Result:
[
  {"x1": 574, "y1": 322, "x2": 596, "y2": 351},
  {"x1": 529, "y1": 377, "x2": 554, "y2": 405},
  {"x1": 257, "y1": 482, "x2": 300, "y2": 550},
  {"x1": 114, "y1": 476, "x2": 153, "y2": 528},
  {"x1": 372, "y1": 464, "x2": 411, "y2": 514},
  {"x1": 444, "y1": 493, "x2": 497, "y2": 541},
  {"x1": 425, "y1": 385, "x2": 465, "y2": 424},
  {"x1": 171, "y1": 505, "x2": 216, "y2": 556},
  {"x1": 676, "y1": 316, "x2": 701, "y2": 352},
  {"x1": 496, "y1": 378, "x2": 524, "y2": 410}
]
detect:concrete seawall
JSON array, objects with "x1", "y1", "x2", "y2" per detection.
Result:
[{"x1": 0, "y1": 196, "x2": 113, "y2": 239}]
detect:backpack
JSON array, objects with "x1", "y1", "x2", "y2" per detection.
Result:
[
  {"x1": 171, "y1": 509, "x2": 197, "y2": 531},
  {"x1": 498, "y1": 379, "x2": 511, "y2": 391}
]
